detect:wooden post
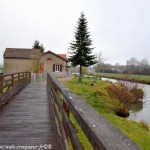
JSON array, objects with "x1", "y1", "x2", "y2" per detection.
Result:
[
  {"x1": 25, "y1": 72, "x2": 26, "y2": 81},
  {"x1": 26, "y1": 72, "x2": 28, "y2": 83},
  {"x1": 18, "y1": 73, "x2": 20, "y2": 84},
  {"x1": 22, "y1": 72, "x2": 24, "y2": 81},
  {"x1": 62, "y1": 100, "x2": 70, "y2": 140},
  {"x1": 29, "y1": 72, "x2": 31, "y2": 84},
  {"x1": 11, "y1": 74, "x2": 14, "y2": 87},
  {"x1": 26, "y1": 72, "x2": 28, "y2": 82},
  {"x1": 63, "y1": 100, "x2": 70, "y2": 117},
  {"x1": 0, "y1": 76, "x2": 3, "y2": 94}
]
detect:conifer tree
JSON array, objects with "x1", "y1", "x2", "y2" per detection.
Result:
[
  {"x1": 69, "y1": 12, "x2": 96, "y2": 82},
  {"x1": 32, "y1": 40, "x2": 45, "y2": 53}
]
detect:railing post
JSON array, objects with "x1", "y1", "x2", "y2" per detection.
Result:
[
  {"x1": 28, "y1": 72, "x2": 31, "y2": 84},
  {"x1": 11, "y1": 74, "x2": 14, "y2": 87},
  {"x1": 18, "y1": 73, "x2": 20, "y2": 84},
  {"x1": 27, "y1": 72, "x2": 31, "y2": 84},
  {"x1": 23, "y1": 72, "x2": 25, "y2": 81},
  {"x1": 62, "y1": 100, "x2": 70, "y2": 140},
  {"x1": 0, "y1": 76, "x2": 3, "y2": 94},
  {"x1": 25, "y1": 72, "x2": 27, "y2": 82},
  {"x1": 63, "y1": 100, "x2": 70, "y2": 117}
]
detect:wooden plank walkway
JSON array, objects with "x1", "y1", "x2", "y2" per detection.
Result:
[{"x1": 0, "y1": 83, "x2": 58, "y2": 149}]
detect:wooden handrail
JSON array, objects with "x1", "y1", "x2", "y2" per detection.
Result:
[
  {"x1": 0, "y1": 72, "x2": 31, "y2": 107},
  {"x1": 47, "y1": 73, "x2": 142, "y2": 150}
]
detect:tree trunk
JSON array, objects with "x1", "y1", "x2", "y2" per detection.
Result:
[{"x1": 79, "y1": 65, "x2": 82, "y2": 82}]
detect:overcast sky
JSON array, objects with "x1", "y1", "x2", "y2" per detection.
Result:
[{"x1": 0, "y1": 0, "x2": 150, "y2": 65}]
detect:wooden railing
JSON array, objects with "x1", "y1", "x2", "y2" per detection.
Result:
[
  {"x1": 47, "y1": 73, "x2": 142, "y2": 150},
  {"x1": 0, "y1": 72, "x2": 31, "y2": 107}
]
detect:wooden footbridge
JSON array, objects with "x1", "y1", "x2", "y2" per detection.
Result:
[{"x1": 0, "y1": 72, "x2": 142, "y2": 150}]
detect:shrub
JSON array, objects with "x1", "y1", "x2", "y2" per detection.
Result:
[
  {"x1": 95, "y1": 90, "x2": 106, "y2": 97},
  {"x1": 105, "y1": 82, "x2": 144, "y2": 117},
  {"x1": 130, "y1": 88, "x2": 144, "y2": 100},
  {"x1": 106, "y1": 82, "x2": 144, "y2": 103},
  {"x1": 114, "y1": 103, "x2": 130, "y2": 117},
  {"x1": 106, "y1": 83, "x2": 136, "y2": 102}
]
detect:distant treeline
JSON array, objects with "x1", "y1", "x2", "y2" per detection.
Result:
[
  {"x1": 0, "y1": 64, "x2": 3, "y2": 73},
  {"x1": 95, "y1": 57, "x2": 150, "y2": 75}
]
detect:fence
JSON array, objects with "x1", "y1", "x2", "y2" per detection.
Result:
[
  {"x1": 0, "y1": 72, "x2": 31, "y2": 107},
  {"x1": 47, "y1": 73, "x2": 142, "y2": 150}
]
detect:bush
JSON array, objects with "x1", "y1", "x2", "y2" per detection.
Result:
[
  {"x1": 105, "y1": 82, "x2": 144, "y2": 117},
  {"x1": 114, "y1": 103, "x2": 129, "y2": 117},
  {"x1": 106, "y1": 83, "x2": 136, "y2": 102},
  {"x1": 130, "y1": 88, "x2": 144, "y2": 100},
  {"x1": 95, "y1": 90, "x2": 106, "y2": 97},
  {"x1": 106, "y1": 83, "x2": 144, "y2": 103}
]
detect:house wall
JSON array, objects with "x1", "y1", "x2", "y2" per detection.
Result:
[
  {"x1": 4, "y1": 53, "x2": 67, "y2": 77},
  {"x1": 41, "y1": 53, "x2": 67, "y2": 77},
  {"x1": 4, "y1": 58, "x2": 33, "y2": 74}
]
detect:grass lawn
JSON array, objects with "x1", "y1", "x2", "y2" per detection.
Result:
[{"x1": 64, "y1": 77, "x2": 150, "y2": 150}]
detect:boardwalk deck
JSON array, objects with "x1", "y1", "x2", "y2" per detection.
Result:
[{"x1": 0, "y1": 83, "x2": 58, "y2": 149}]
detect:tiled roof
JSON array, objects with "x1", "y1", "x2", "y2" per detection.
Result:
[
  {"x1": 57, "y1": 54, "x2": 67, "y2": 60},
  {"x1": 43, "y1": 51, "x2": 67, "y2": 61},
  {"x1": 4, "y1": 48, "x2": 41, "y2": 59}
]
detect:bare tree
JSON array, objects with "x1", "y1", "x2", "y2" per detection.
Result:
[
  {"x1": 95, "y1": 52, "x2": 106, "y2": 72},
  {"x1": 140, "y1": 58, "x2": 149, "y2": 74},
  {"x1": 125, "y1": 57, "x2": 140, "y2": 74},
  {"x1": 125, "y1": 57, "x2": 150, "y2": 75}
]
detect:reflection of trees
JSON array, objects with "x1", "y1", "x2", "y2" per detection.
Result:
[{"x1": 125, "y1": 101, "x2": 143, "y2": 112}]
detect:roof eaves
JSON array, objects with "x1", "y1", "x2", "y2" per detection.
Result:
[{"x1": 43, "y1": 50, "x2": 67, "y2": 61}]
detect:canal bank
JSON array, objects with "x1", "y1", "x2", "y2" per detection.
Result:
[{"x1": 102, "y1": 77, "x2": 150, "y2": 127}]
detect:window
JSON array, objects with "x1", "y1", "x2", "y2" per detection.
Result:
[
  {"x1": 53, "y1": 64, "x2": 62, "y2": 72},
  {"x1": 55, "y1": 64, "x2": 60, "y2": 72}
]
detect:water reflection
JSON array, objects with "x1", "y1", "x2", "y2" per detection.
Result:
[
  {"x1": 127, "y1": 101, "x2": 143, "y2": 112},
  {"x1": 102, "y1": 77, "x2": 150, "y2": 126}
]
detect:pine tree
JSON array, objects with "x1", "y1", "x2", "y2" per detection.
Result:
[
  {"x1": 32, "y1": 40, "x2": 45, "y2": 53},
  {"x1": 69, "y1": 12, "x2": 96, "y2": 82}
]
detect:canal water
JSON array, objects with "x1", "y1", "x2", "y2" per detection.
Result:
[{"x1": 102, "y1": 77, "x2": 150, "y2": 126}]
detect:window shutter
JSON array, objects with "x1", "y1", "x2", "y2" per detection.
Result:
[
  {"x1": 53, "y1": 64, "x2": 55, "y2": 72},
  {"x1": 40, "y1": 63, "x2": 44, "y2": 73},
  {"x1": 60, "y1": 65, "x2": 62, "y2": 72}
]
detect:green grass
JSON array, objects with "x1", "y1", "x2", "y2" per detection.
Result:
[
  {"x1": 68, "y1": 113, "x2": 94, "y2": 150},
  {"x1": 64, "y1": 78, "x2": 150, "y2": 150},
  {"x1": 139, "y1": 120, "x2": 149, "y2": 132},
  {"x1": 0, "y1": 68, "x2": 3, "y2": 73},
  {"x1": 94, "y1": 72, "x2": 150, "y2": 82}
]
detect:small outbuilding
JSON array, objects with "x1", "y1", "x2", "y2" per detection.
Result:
[{"x1": 4, "y1": 48, "x2": 67, "y2": 76}]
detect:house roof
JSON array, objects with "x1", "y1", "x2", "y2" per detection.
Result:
[
  {"x1": 4, "y1": 48, "x2": 42, "y2": 59},
  {"x1": 57, "y1": 54, "x2": 67, "y2": 60},
  {"x1": 4, "y1": 48, "x2": 67, "y2": 62},
  {"x1": 43, "y1": 50, "x2": 67, "y2": 61}
]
